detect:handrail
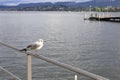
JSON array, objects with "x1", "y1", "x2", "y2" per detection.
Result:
[
  {"x1": 0, "y1": 66, "x2": 21, "y2": 80},
  {"x1": 0, "y1": 41, "x2": 110, "y2": 80}
]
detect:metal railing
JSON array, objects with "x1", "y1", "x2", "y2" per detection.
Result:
[
  {"x1": 0, "y1": 66, "x2": 21, "y2": 80},
  {"x1": 0, "y1": 41, "x2": 110, "y2": 80}
]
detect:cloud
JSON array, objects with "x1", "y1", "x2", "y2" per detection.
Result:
[
  {"x1": 20, "y1": 0, "x2": 75, "y2": 3},
  {"x1": 20, "y1": 0, "x2": 91, "y2": 3},
  {"x1": 0, "y1": 0, "x2": 21, "y2": 5},
  {"x1": 0, "y1": 0, "x2": 21, "y2": 3}
]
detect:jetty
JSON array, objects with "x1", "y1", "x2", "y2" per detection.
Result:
[
  {"x1": 89, "y1": 17, "x2": 120, "y2": 22},
  {"x1": 84, "y1": 13, "x2": 120, "y2": 22}
]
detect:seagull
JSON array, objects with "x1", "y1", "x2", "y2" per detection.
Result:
[{"x1": 20, "y1": 39, "x2": 44, "y2": 55}]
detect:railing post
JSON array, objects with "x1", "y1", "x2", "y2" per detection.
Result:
[
  {"x1": 74, "y1": 74, "x2": 77, "y2": 80},
  {"x1": 27, "y1": 54, "x2": 32, "y2": 80}
]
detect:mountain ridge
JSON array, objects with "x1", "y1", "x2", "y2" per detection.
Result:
[
  {"x1": 17, "y1": 0, "x2": 120, "y2": 7},
  {"x1": 0, "y1": 0, "x2": 119, "y2": 11},
  {"x1": 0, "y1": 0, "x2": 120, "y2": 7}
]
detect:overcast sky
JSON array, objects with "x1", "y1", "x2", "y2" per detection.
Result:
[{"x1": 0, "y1": 0, "x2": 91, "y2": 6}]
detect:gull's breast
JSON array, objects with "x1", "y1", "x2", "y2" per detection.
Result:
[{"x1": 36, "y1": 43, "x2": 43, "y2": 50}]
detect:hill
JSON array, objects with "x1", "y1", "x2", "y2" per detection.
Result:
[
  {"x1": 16, "y1": 0, "x2": 120, "y2": 7},
  {"x1": 0, "y1": 0, "x2": 120, "y2": 11}
]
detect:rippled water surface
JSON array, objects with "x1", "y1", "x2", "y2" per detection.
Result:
[{"x1": 0, "y1": 11, "x2": 120, "y2": 80}]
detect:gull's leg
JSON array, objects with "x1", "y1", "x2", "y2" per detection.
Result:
[{"x1": 34, "y1": 50, "x2": 39, "y2": 56}]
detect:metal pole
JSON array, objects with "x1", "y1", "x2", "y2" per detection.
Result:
[{"x1": 27, "y1": 54, "x2": 32, "y2": 80}]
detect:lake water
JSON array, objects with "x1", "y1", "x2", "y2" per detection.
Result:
[{"x1": 0, "y1": 11, "x2": 120, "y2": 80}]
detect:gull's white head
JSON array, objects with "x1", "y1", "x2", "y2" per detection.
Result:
[{"x1": 38, "y1": 39, "x2": 44, "y2": 43}]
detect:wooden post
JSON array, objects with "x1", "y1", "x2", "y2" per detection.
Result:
[{"x1": 27, "y1": 54, "x2": 32, "y2": 80}]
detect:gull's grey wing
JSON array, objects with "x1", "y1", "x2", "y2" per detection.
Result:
[{"x1": 27, "y1": 44, "x2": 40, "y2": 50}]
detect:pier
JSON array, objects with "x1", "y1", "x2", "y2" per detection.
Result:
[
  {"x1": 0, "y1": 41, "x2": 110, "y2": 80},
  {"x1": 84, "y1": 13, "x2": 120, "y2": 22},
  {"x1": 89, "y1": 17, "x2": 120, "y2": 22}
]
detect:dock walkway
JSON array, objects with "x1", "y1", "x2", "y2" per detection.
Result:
[
  {"x1": 84, "y1": 13, "x2": 120, "y2": 22},
  {"x1": 89, "y1": 17, "x2": 120, "y2": 22}
]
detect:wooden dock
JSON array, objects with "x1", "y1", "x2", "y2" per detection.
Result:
[
  {"x1": 84, "y1": 13, "x2": 120, "y2": 22},
  {"x1": 89, "y1": 17, "x2": 120, "y2": 22}
]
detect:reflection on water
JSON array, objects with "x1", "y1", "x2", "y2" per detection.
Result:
[{"x1": 0, "y1": 11, "x2": 120, "y2": 80}]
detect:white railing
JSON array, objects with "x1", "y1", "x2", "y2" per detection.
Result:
[{"x1": 0, "y1": 41, "x2": 110, "y2": 80}]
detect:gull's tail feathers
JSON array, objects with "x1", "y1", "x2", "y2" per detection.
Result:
[{"x1": 19, "y1": 48, "x2": 27, "y2": 52}]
